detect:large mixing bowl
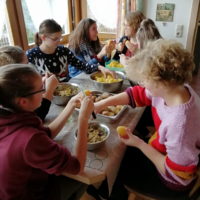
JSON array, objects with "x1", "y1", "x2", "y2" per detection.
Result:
[
  {"x1": 74, "y1": 121, "x2": 110, "y2": 151},
  {"x1": 90, "y1": 71, "x2": 124, "y2": 93},
  {"x1": 53, "y1": 82, "x2": 80, "y2": 106}
]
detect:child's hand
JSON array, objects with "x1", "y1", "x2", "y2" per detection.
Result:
[
  {"x1": 118, "y1": 127, "x2": 143, "y2": 148},
  {"x1": 107, "y1": 40, "x2": 116, "y2": 57},
  {"x1": 43, "y1": 74, "x2": 59, "y2": 100},
  {"x1": 116, "y1": 42, "x2": 125, "y2": 52},
  {"x1": 94, "y1": 101, "x2": 106, "y2": 114},
  {"x1": 97, "y1": 45, "x2": 108, "y2": 58},
  {"x1": 125, "y1": 41, "x2": 138, "y2": 53},
  {"x1": 68, "y1": 92, "x2": 83, "y2": 108},
  {"x1": 108, "y1": 40, "x2": 116, "y2": 50},
  {"x1": 98, "y1": 65, "x2": 116, "y2": 78},
  {"x1": 79, "y1": 96, "x2": 94, "y2": 120}
]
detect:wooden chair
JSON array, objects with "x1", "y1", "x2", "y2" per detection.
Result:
[{"x1": 124, "y1": 168, "x2": 200, "y2": 200}]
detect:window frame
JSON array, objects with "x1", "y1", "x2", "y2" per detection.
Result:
[
  {"x1": 6, "y1": 0, "x2": 74, "y2": 50},
  {"x1": 80, "y1": 0, "x2": 116, "y2": 41},
  {"x1": 4, "y1": 0, "x2": 116, "y2": 49}
]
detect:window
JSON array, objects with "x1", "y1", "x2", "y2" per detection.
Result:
[
  {"x1": 84, "y1": 0, "x2": 118, "y2": 34},
  {"x1": 0, "y1": 1, "x2": 12, "y2": 47},
  {"x1": 3, "y1": 0, "x2": 116, "y2": 49},
  {"x1": 21, "y1": 0, "x2": 70, "y2": 45}
]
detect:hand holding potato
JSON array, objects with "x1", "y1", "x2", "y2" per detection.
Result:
[{"x1": 117, "y1": 126, "x2": 144, "y2": 148}]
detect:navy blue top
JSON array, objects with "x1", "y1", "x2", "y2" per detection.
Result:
[{"x1": 26, "y1": 45, "x2": 98, "y2": 81}]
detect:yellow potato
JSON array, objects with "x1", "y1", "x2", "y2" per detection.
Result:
[
  {"x1": 94, "y1": 74, "x2": 122, "y2": 83},
  {"x1": 109, "y1": 61, "x2": 124, "y2": 68}
]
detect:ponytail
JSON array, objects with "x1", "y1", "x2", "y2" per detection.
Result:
[{"x1": 34, "y1": 32, "x2": 42, "y2": 46}]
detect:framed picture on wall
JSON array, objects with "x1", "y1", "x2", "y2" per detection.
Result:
[{"x1": 156, "y1": 3, "x2": 175, "y2": 22}]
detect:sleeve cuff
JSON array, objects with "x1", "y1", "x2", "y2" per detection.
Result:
[{"x1": 125, "y1": 87, "x2": 136, "y2": 108}]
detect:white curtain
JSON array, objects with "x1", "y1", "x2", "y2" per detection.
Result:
[
  {"x1": 87, "y1": 0, "x2": 117, "y2": 29},
  {"x1": 0, "y1": 0, "x2": 6, "y2": 38},
  {"x1": 24, "y1": 0, "x2": 68, "y2": 32}
]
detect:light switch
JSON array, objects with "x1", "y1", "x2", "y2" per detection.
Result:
[{"x1": 175, "y1": 25, "x2": 184, "y2": 38}]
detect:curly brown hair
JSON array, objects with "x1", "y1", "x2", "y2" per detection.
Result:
[{"x1": 125, "y1": 39, "x2": 194, "y2": 85}]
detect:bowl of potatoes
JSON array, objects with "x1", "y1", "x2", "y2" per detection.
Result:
[
  {"x1": 74, "y1": 121, "x2": 110, "y2": 151},
  {"x1": 90, "y1": 71, "x2": 124, "y2": 93},
  {"x1": 53, "y1": 83, "x2": 80, "y2": 106}
]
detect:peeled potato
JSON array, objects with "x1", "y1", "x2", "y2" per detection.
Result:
[
  {"x1": 116, "y1": 126, "x2": 129, "y2": 139},
  {"x1": 109, "y1": 61, "x2": 124, "y2": 68},
  {"x1": 94, "y1": 74, "x2": 122, "y2": 83},
  {"x1": 84, "y1": 90, "x2": 92, "y2": 96}
]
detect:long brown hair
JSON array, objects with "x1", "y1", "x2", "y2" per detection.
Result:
[
  {"x1": 0, "y1": 64, "x2": 39, "y2": 110},
  {"x1": 136, "y1": 18, "x2": 162, "y2": 49},
  {"x1": 68, "y1": 18, "x2": 101, "y2": 54},
  {"x1": 35, "y1": 19, "x2": 62, "y2": 46}
]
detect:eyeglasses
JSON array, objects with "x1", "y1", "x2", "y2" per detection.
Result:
[
  {"x1": 47, "y1": 36, "x2": 62, "y2": 42},
  {"x1": 21, "y1": 86, "x2": 46, "y2": 97}
]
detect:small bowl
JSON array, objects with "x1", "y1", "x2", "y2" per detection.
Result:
[
  {"x1": 53, "y1": 83, "x2": 80, "y2": 106},
  {"x1": 90, "y1": 71, "x2": 124, "y2": 93},
  {"x1": 74, "y1": 122, "x2": 110, "y2": 151}
]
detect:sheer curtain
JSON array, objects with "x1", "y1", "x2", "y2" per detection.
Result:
[
  {"x1": 24, "y1": 0, "x2": 68, "y2": 33},
  {"x1": 87, "y1": 0, "x2": 118, "y2": 32},
  {"x1": 24, "y1": 0, "x2": 51, "y2": 31},
  {"x1": 0, "y1": 0, "x2": 7, "y2": 38},
  {"x1": 0, "y1": 0, "x2": 11, "y2": 46}
]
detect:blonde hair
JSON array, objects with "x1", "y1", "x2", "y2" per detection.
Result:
[
  {"x1": 126, "y1": 11, "x2": 145, "y2": 33},
  {"x1": 0, "y1": 46, "x2": 24, "y2": 66},
  {"x1": 125, "y1": 39, "x2": 194, "y2": 85},
  {"x1": 136, "y1": 18, "x2": 162, "y2": 49}
]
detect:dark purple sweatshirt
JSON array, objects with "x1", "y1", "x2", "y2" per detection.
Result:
[{"x1": 0, "y1": 110, "x2": 80, "y2": 200}]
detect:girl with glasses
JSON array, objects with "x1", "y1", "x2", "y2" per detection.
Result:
[
  {"x1": 0, "y1": 64, "x2": 94, "y2": 200},
  {"x1": 0, "y1": 45, "x2": 58, "y2": 121},
  {"x1": 27, "y1": 19, "x2": 113, "y2": 82}
]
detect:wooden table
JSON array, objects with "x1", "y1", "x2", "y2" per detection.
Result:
[{"x1": 45, "y1": 73, "x2": 145, "y2": 193}]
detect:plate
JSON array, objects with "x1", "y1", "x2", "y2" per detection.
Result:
[{"x1": 105, "y1": 60, "x2": 125, "y2": 72}]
